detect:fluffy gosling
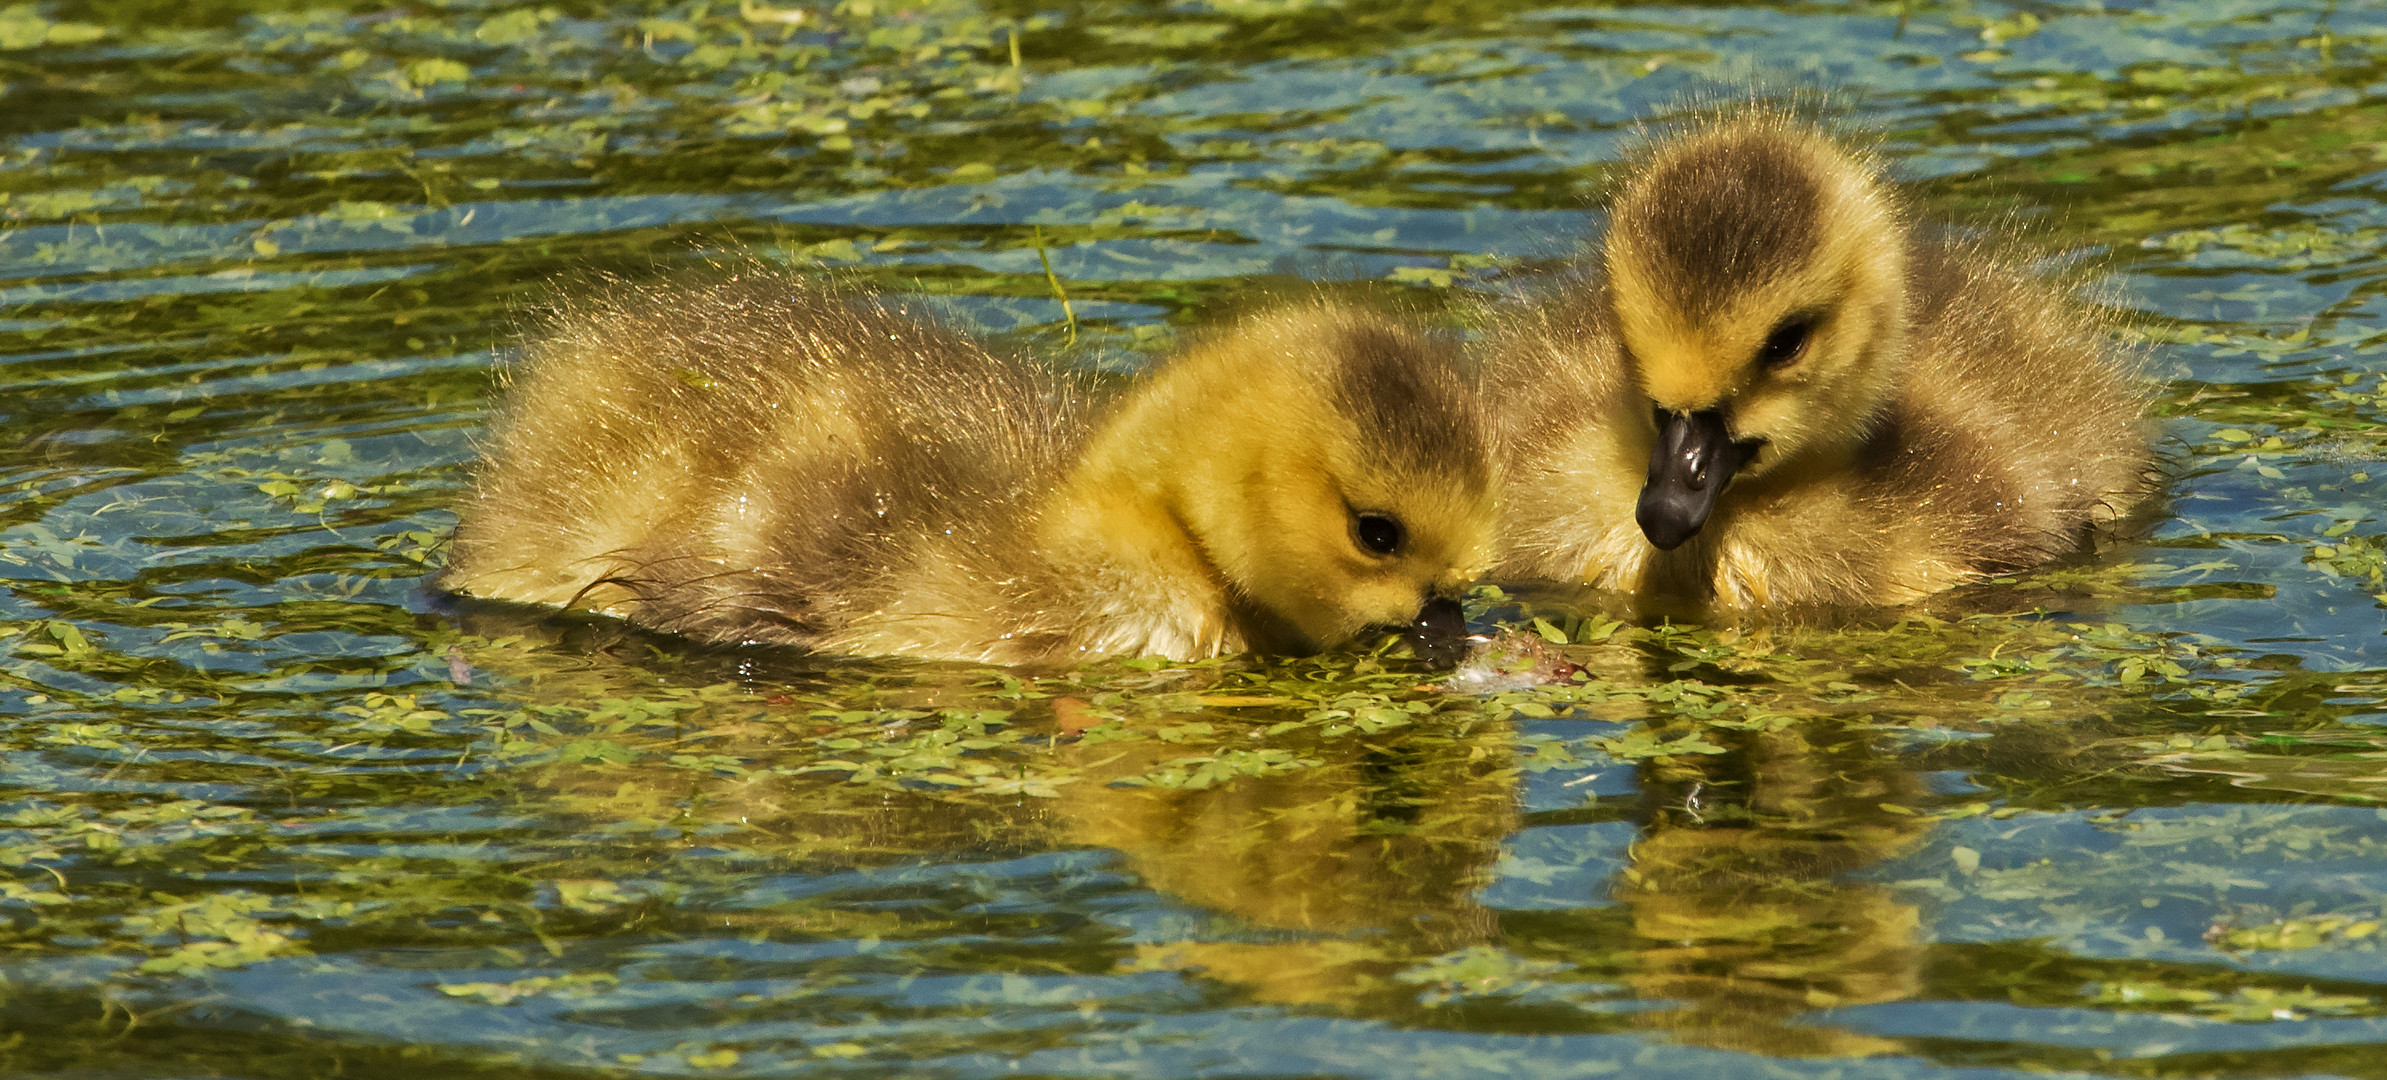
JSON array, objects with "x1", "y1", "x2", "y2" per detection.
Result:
[
  {"x1": 440, "y1": 270, "x2": 1496, "y2": 663},
  {"x1": 1484, "y1": 114, "x2": 2152, "y2": 608}
]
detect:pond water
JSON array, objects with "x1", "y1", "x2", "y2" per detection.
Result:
[{"x1": 3, "y1": 0, "x2": 2387, "y2": 1076}]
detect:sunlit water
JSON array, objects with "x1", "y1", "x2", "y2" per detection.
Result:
[{"x1": 3, "y1": 0, "x2": 2386, "y2": 1076}]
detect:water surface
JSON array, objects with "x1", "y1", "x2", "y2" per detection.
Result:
[{"x1": 4, "y1": 0, "x2": 2387, "y2": 1076}]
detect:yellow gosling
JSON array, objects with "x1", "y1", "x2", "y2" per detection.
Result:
[
  {"x1": 441, "y1": 268, "x2": 1497, "y2": 663},
  {"x1": 1484, "y1": 112, "x2": 2152, "y2": 608}
]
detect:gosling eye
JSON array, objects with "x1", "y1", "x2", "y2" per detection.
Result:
[
  {"x1": 1755, "y1": 314, "x2": 1818, "y2": 369},
  {"x1": 1353, "y1": 512, "x2": 1405, "y2": 558}
]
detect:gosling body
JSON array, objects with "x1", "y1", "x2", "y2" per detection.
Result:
[
  {"x1": 441, "y1": 269, "x2": 1495, "y2": 663},
  {"x1": 1485, "y1": 114, "x2": 2151, "y2": 608}
]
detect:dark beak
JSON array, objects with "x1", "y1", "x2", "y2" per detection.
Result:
[
  {"x1": 1406, "y1": 596, "x2": 1470, "y2": 669},
  {"x1": 1636, "y1": 408, "x2": 1761, "y2": 550}
]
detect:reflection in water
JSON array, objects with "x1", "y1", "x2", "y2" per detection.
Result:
[
  {"x1": 510, "y1": 639, "x2": 1935, "y2": 1055},
  {"x1": 1623, "y1": 722, "x2": 1933, "y2": 1057},
  {"x1": 502, "y1": 644, "x2": 1522, "y2": 1009},
  {"x1": 1055, "y1": 728, "x2": 1516, "y2": 1005}
]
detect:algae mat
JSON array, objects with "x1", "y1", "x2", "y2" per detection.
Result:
[{"x1": 3, "y1": 0, "x2": 2387, "y2": 1077}]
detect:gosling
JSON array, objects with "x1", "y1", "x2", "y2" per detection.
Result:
[
  {"x1": 439, "y1": 269, "x2": 1497, "y2": 664},
  {"x1": 1483, "y1": 113, "x2": 2152, "y2": 608}
]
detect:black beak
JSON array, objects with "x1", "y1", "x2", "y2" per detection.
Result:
[
  {"x1": 1406, "y1": 596, "x2": 1470, "y2": 669},
  {"x1": 1636, "y1": 408, "x2": 1761, "y2": 550}
]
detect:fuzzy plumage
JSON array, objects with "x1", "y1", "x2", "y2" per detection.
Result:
[
  {"x1": 1483, "y1": 113, "x2": 2153, "y2": 608},
  {"x1": 441, "y1": 266, "x2": 1497, "y2": 663}
]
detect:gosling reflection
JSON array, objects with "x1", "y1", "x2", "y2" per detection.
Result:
[
  {"x1": 468, "y1": 627, "x2": 1520, "y2": 1010},
  {"x1": 1049, "y1": 725, "x2": 1515, "y2": 1005},
  {"x1": 1621, "y1": 720, "x2": 1933, "y2": 1057}
]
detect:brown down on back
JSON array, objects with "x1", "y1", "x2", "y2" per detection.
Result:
[{"x1": 442, "y1": 265, "x2": 1090, "y2": 649}]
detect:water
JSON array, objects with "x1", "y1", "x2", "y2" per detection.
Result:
[{"x1": 3, "y1": 0, "x2": 2386, "y2": 1076}]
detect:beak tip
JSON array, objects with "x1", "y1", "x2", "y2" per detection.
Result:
[
  {"x1": 1635, "y1": 483, "x2": 1709, "y2": 550},
  {"x1": 1635, "y1": 517, "x2": 1699, "y2": 551},
  {"x1": 1407, "y1": 596, "x2": 1470, "y2": 669}
]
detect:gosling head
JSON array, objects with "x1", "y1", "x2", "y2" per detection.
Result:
[
  {"x1": 1604, "y1": 120, "x2": 1910, "y2": 550},
  {"x1": 1128, "y1": 304, "x2": 1498, "y2": 656}
]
